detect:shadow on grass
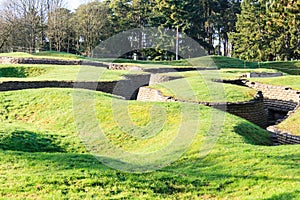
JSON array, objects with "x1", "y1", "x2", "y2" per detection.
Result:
[
  {"x1": 0, "y1": 130, "x2": 64, "y2": 152},
  {"x1": 234, "y1": 122, "x2": 273, "y2": 146},
  {"x1": 1, "y1": 147, "x2": 300, "y2": 197},
  {"x1": 263, "y1": 191, "x2": 300, "y2": 200},
  {"x1": 0, "y1": 67, "x2": 46, "y2": 78}
]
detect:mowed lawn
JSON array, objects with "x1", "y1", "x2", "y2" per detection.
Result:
[{"x1": 0, "y1": 89, "x2": 299, "y2": 199}]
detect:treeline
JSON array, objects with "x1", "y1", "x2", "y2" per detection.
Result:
[
  {"x1": 0, "y1": 0, "x2": 241, "y2": 59},
  {"x1": 0, "y1": 0, "x2": 299, "y2": 61}
]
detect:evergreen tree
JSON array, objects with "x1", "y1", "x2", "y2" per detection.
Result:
[
  {"x1": 231, "y1": 0, "x2": 300, "y2": 61},
  {"x1": 267, "y1": 0, "x2": 300, "y2": 60},
  {"x1": 230, "y1": 0, "x2": 270, "y2": 61}
]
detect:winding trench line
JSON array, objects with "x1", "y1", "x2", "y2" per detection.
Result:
[
  {"x1": 137, "y1": 77, "x2": 300, "y2": 145},
  {"x1": 1, "y1": 64, "x2": 299, "y2": 145}
]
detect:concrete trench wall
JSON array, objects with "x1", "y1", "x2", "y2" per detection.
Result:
[
  {"x1": 113, "y1": 75, "x2": 151, "y2": 100},
  {"x1": 0, "y1": 57, "x2": 82, "y2": 65},
  {"x1": 245, "y1": 81, "x2": 300, "y2": 103},
  {"x1": 149, "y1": 74, "x2": 183, "y2": 85},
  {"x1": 268, "y1": 126, "x2": 300, "y2": 145},
  {"x1": 108, "y1": 64, "x2": 142, "y2": 71},
  {"x1": 244, "y1": 81, "x2": 300, "y2": 144},
  {"x1": 273, "y1": 133, "x2": 300, "y2": 145},
  {"x1": 0, "y1": 74, "x2": 151, "y2": 100}
]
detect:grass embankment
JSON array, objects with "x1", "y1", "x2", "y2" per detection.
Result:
[
  {"x1": 251, "y1": 76, "x2": 300, "y2": 90},
  {"x1": 0, "y1": 64, "x2": 136, "y2": 81},
  {"x1": 0, "y1": 51, "x2": 84, "y2": 60},
  {"x1": 0, "y1": 89, "x2": 299, "y2": 199},
  {"x1": 277, "y1": 109, "x2": 300, "y2": 136},
  {"x1": 149, "y1": 71, "x2": 257, "y2": 103}
]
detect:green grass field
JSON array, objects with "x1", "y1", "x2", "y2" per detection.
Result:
[
  {"x1": 0, "y1": 53, "x2": 299, "y2": 199},
  {"x1": 0, "y1": 89, "x2": 299, "y2": 199}
]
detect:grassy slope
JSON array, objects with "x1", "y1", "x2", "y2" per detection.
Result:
[
  {"x1": 251, "y1": 76, "x2": 300, "y2": 90},
  {"x1": 277, "y1": 109, "x2": 300, "y2": 135},
  {"x1": 0, "y1": 89, "x2": 299, "y2": 199},
  {"x1": 0, "y1": 64, "x2": 136, "y2": 81},
  {"x1": 149, "y1": 71, "x2": 257, "y2": 103},
  {"x1": 0, "y1": 51, "x2": 84, "y2": 60},
  {"x1": 0, "y1": 54, "x2": 299, "y2": 198}
]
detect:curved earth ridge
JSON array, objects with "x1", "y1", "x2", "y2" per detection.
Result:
[
  {"x1": 0, "y1": 56, "x2": 109, "y2": 67},
  {"x1": 1, "y1": 67, "x2": 299, "y2": 144}
]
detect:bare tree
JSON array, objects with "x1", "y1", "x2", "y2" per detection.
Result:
[
  {"x1": 46, "y1": 7, "x2": 73, "y2": 52},
  {"x1": 0, "y1": 0, "x2": 65, "y2": 52}
]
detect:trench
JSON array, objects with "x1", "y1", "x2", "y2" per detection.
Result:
[
  {"x1": 0, "y1": 72, "x2": 297, "y2": 126},
  {"x1": 1, "y1": 66, "x2": 299, "y2": 144},
  {"x1": 219, "y1": 79, "x2": 299, "y2": 127},
  {"x1": 0, "y1": 74, "x2": 151, "y2": 100}
]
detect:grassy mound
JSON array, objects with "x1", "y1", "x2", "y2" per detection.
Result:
[
  {"x1": 0, "y1": 66, "x2": 48, "y2": 78},
  {"x1": 190, "y1": 56, "x2": 300, "y2": 76},
  {"x1": 103, "y1": 55, "x2": 300, "y2": 76},
  {"x1": 0, "y1": 53, "x2": 299, "y2": 198},
  {"x1": 1, "y1": 53, "x2": 299, "y2": 75},
  {"x1": 0, "y1": 51, "x2": 83, "y2": 60},
  {"x1": 33, "y1": 51, "x2": 84, "y2": 60},
  {"x1": 0, "y1": 64, "x2": 134, "y2": 81},
  {"x1": 149, "y1": 72, "x2": 257, "y2": 102},
  {"x1": 0, "y1": 52, "x2": 34, "y2": 58},
  {"x1": 251, "y1": 75, "x2": 300, "y2": 90},
  {"x1": 1, "y1": 89, "x2": 299, "y2": 199},
  {"x1": 261, "y1": 61, "x2": 300, "y2": 75},
  {"x1": 277, "y1": 109, "x2": 300, "y2": 136}
]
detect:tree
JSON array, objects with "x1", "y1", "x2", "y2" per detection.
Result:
[
  {"x1": 0, "y1": 12, "x2": 14, "y2": 51},
  {"x1": 0, "y1": 0, "x2": 66, "y2": 52},
  {"x1": 230, "y1": 0, "x2": 270, "y2": 61},
  {"x1": 266, "y1": 0, "x2": 300, "y2": 60},
  {"x1": 212, "y1": 0, "x2": 241, "y2": 56},
  {"x1": 74, "y1": 1, "x2": 110, "y2": 56},
  {"x1": 46, "y1": 8, "x2": 74, "y2": 52},
  {"x1": 230, "y1": 0, "x2": 300, "y2": 61}
]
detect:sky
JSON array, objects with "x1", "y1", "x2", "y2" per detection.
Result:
[{"x1": 65, "y1": 0, "x2": 83, "y2": 11}]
